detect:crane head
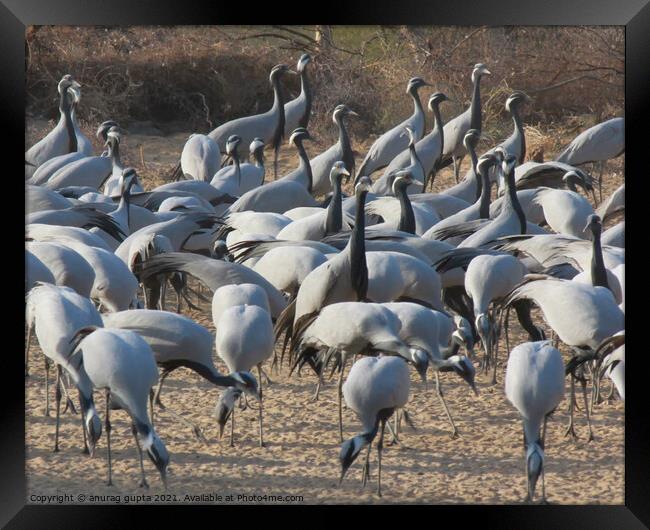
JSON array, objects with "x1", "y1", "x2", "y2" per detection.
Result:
[
  {"x1": 297, "y1": 53, "x2": 312, "y2": 73},
  {"x1": 211, "y1": 240, "x2": 233, "y2": 261},
  {"x1": 215, "y1": 387, "x2": 243, "y2": 438},
  {"x1": 289, "y1": 127, "x2": 311, "y2": 146},
  {"x1": 463, "y1": 129, "x2": 481, "y2": 150},
  {"x1": 526, "y1": 442, "x2": 544, "y2": 502},
  {"x1": 471, "y1": 63, "x2": 492, "y2": 83},
  {"x1": 500, "y1": 151, "x2": 518, "y2": 177},
  {"x1": 505, "y1": 91, "x2": 532, "y2": 114},
  {"x1": 332, "y1": 104, "x2": 359, "y2": 124},
  {"x1": 391, "y1": 169, "x2": 420, "y2": 195},
  {"x1": 329, "y1": 161, "x2": 351, "y2": 185},
  {"x1": 339, "y1": 434, "x2": 368, "y2": 484},
  {"x1": 269, "y1": 64, "x2": 295, "y2": 83},
  {"x1": 82, "y1": 403, "x2": 102, "y2": 457},
  {"x1": 225, "y1": 135, "x2": 242, "y2": 157},
  {"x1": 96, "y1": 121, "x2": 119, "y2": 141},
  {"x1": 476, "y1": 153, "x2": 498, "y2": 178},
  {"x1": 249, "y1": 137, "x2": 265, "y2": 155},
  {"x1": 448, "y1": 355, "x2": 479, "y2": 396},
  {"x1": 355, "y1": 176, "x2": 373, "y2": 195},
  {"x1": 427, "y1": 92, "x2": 450, "y2": 112},
  {"x1": 583, "y1": 213, "x2": 602, "y2": 237},
  {"x1": 407, "y1": 77, "x2": 431, "y2": 94},
  {"x1": 409, "y1": 348, "x2": 430, "y2": 383},
  {"x1": 140, "y1": 426, "x2": 170, "y2": 488}
]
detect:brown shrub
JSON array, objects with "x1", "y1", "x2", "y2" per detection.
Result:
[{"x1": 26, "y1": 25, "x2": 624, "y2": 147}]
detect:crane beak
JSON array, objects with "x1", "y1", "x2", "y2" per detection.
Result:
[
  {"x1": 347, "y1": 110, "x2": 360, "y2": 118},
  {"x1": 287, "y1": 69, "x2": 298, "y2": 75}
]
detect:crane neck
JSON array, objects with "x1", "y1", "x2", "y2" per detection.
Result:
[
  {"x1": 298, "y1": 69, "x2": 312, "y2": 128},
  {"x1": 60, "y1": 89, "x2": 78, "y2": 154},
  {"x1": 115, "y1": 184, "x2": 132, "y2": 229},
  {"x1": 335, "y1": 115, "x2": 355, "y2": 183},
  {"x1": 325, "y1": 177, "x2": 344, "y2": 235},
  {"x1": 348, "y1": 190, "x2": 369, "y2": 301},
  {"x1": 469, "y1": 74, "x2": 483, "y2": 131},
  {"x1": 270, "y1": 75, "x2": 287, "y2": 160},
  {"x1": 396, "y1": 184, "x2": 416, "y2": 234},
  {"x1": 429, "y1": 356, "x2": 455, "y2": 372},
  {"x1": 590, "y1": 226, "x2": 610, "y2": 290},
  {"x1": 294, "y1": 139, "x2": 313, "y2": 192},
  {"x1": 409, "y1": 88, "x2": 426, "y2": 138},
  {"x1": 232, "y1": 153, "x2": 242, "y2": 187},
  {"x1": 478, "y1": 167, "x2": 492, "y2": 219},
  {"x1": 108, "y1": 140, "x2": 123, "y2": 172},
  {"x1": 503, "y1": 165, "x2": 526, "y2": 233},
  {"x1": 408, "y1": 141, "x2": 425, "y2": 188},
  {"x1": 467, "y1": 144, "x2": 480, "y2": 201},
  {"x1": 511, "y1": 105, "x2": 526, "y2": 163},
  {"x1": 188, "y1": 360, "x2": 244, "y2": 390},
  {"x1": 431, "y1": 103, "x2": 445, "y2": 166},
  {"x1": 252, "y1": 149, "x2": 264, "y2": 169}
]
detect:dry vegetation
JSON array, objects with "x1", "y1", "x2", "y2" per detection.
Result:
[
  {"x1": 26, "y1": 26, "x2": 623, "y2": 147},
  {"x1": 25, "y1": 26, "x2": 625, "y2": 505}
]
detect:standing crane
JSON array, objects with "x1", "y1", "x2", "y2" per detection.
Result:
[
  {"x1": 70, "y1": 326, "x2": 170, "y2": 488},
  {"x1": 505, "y1": 341, "x2": 565, "y2": 503},
  {"x1": 340, "y1": 355, "x2": 411, "y2": 497}
]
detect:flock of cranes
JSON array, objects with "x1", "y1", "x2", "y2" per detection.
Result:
[{"x1": 25, "y1": 52, "x2": 625, "y2": 503}]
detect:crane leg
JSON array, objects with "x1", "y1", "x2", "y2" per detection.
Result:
[
  {"x1": 60, "y1": 373, "x2": 77, "y2": 415},
  {"x1": 131, "y1": 422, "x2": 149, "y2": 489},
  {"x1": 501, "y1": 306, "x2": 511, "y2": 362},
  {"x1": 452, "y1": 157, "x2": 459, "y2": 183},
  {"x1": 149, "y1": 389, "x2": 156, "y2": 427},
  {"x1": 337, "y1": 359, "x2": 347, "y2": 443},
  {"x1": 44, "y1": 357, "x2": 50, "y2": 417},
  {"x1": 580, "y1": 377, "x2": 595, "y2": 442},
  {"x1": 79, "y1": 390, "x2": 89, "y2": 455},
  {"x1": 387, "y1": 410, "x2": 400, "y2": 446},
  {"x1": 153, "y1": 369, "x2": 172, "y2": 409},
  {"x1": 491, "y1": 319, "x2": 500, "y2": 386},
  {"x1": 25, "y1": 322, "x2": 33, "y2": 377},
  {"x1": 105, "y1": 389, "x2": 113, "y2": 486},
  {"x1": 312, "y1": 367, "x2": 324, "y2": 402},
  {"x1": 598, "y1": 161, "x2": 605, "y2": 204},
  {"x1": 540, "y1": 415, "x2": 548, "y2": 504},
  {"x1": 564, "y1": 376, "x2": 578, "y2": 440},
  {"x1": 377, "y1": 417, "x2": 387, "y2": 497},
  {"x1": 435, "y1": 371, "x2": 458, "y2": 438},
  {"x1": 257, "y1": 364, "x2": 265, "y2": 448},
  {"x1": 53, "y1": 365, "x2": 62, "y2": 452},
  {"x1": 159, "y1": 280, "x2": 167, "y2": 311},
  {"x1": 230, "y1": 402, "x2": 236, "y2": 448},
  {"x1": 361, "y1": 442, "x2": 372, "y2": 487},
  {"x1": 260, "y1": 366, "x2": 274, "y2": 386}
]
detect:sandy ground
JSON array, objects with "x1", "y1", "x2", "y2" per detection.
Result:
[{"x1": 25, "y1": 119, "x2": 625, "y2": 504}]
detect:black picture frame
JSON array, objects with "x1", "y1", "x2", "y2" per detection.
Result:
[{"x1": 5, "y1": 1, "x2": 647, "y2": 526}]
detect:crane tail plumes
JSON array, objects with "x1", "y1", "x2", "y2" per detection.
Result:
[
  {"x1": 498, "y1": 274, "x2": 555, "y2": 312},
  {"x1": 71, "y1": 205, "x2": 127, "y2": 242},
  {"x1": 434, "y1": 247, "x2": 503, "y2": 273},
  {"x1": 273, "y1": 298, "x2": 297, "y2": 343},
  {"x1": 565, "y1": 333, "x2": 625, "y2": 375},
  {"x1": 170, "y1": 160, "x2": 184, "y2": 182}
]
